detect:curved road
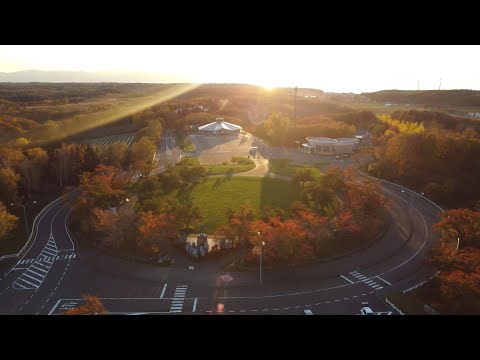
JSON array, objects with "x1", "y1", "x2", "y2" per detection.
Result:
[{"x1": 0, "y1": 182, "x2": 441, "y2": 315}]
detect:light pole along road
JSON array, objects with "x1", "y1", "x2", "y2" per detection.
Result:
[{"x1": 0, "y1": 181, "x2": 441, "y2": 315}]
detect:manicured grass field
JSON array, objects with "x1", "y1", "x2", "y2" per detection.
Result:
[
  {"x1": 181, "y1": 156, "x2": 255, "y2": 175},
  {"x1": 189, "y1": 177, "x2": 299, "y2": 233},
  {"x1": 269, "y1": 158, "x2": 324, "y2": 178},
  {"x1": 203, "y1": 157, "x2": 255, "y2": 175}
]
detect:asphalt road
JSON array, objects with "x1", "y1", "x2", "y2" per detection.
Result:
[{"x1": 0, "y1": 177, "x2": 441, "y2": 315}]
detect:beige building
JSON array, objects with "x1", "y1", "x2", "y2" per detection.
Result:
[{"x1": 301, "y1": 137, "x2": 359, "y2": 154}]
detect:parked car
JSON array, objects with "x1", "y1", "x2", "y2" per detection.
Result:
[{"x1": 360, "y1": 302, "x2": 374, "y2": 315}]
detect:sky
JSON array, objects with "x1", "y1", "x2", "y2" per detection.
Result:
[{"x1": 0, "y1": 45, "x2": 479, "y2": 93}]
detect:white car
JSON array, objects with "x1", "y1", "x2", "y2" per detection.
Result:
[{"x1": 360, "y1": 302, "x2": 374, "y2": 315}]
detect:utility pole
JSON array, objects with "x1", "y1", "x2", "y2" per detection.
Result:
[
  {"x1": 293, "y1": 86, "x2": 297, "y2": 128},
  {"x1": 417, "y1": 80, "x2": 420, "y2": 91},
  {"x1": 439, "y1": 78, "x2": 442, "y2": 91}
]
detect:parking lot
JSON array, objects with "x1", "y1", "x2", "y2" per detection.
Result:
[{"x1": 79, "y1": 132, "x2": 136, "y2": 149}]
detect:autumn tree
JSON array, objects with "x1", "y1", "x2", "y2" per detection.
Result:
[
  {"x1": 321, "y1": 166, "x2": 345, "y2": 193},
  {"x1": 250, "y1": 217, "x2": 313, "y2": 265},
  {"x1": 0, "y1": 146, "x2": 24, "y2": 168},
  {"x1": 61, "y1": 294, "x2": 107, "y2": 315},
  {"x1": 19, "y1": 147, "x2": 49, "y2": 197},
  {"x1": 0, "y1": 202, "x2": 18, "y2": 243},
  {"x1": 92, "y1": 199, "x2": 137, "y2": 249},
  {"x1": 80, "y1": 164, "x2": 128, "y2": 208},
  {"x1": 129, "y1": 136, "x2": 156, "y2": 172},
  {"x1": 0, "y1": 167, "x2": 21, "y2": 205},
  {"x1": 434, "y1": 208, "x2": 480, "y2": 249},
  {"x1": 219, "y1": 205, "x2": 257, "y2": 247},
  {"x1": 264, "y1": 112, "x2": 292, "y2": 145},
  {"x1": 293, "y1": 209, "x2": 329, "y2": 252},
  {"x1": 136, "y1": 211, "x2": 178, "y2": 254},
  {"x1": 437, "y1": 270, "x2": 480, "y2": 312}
]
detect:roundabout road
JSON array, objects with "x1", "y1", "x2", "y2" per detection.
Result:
[{"x1": 0, "y1": 181, "x2": 441, "y2": 315}]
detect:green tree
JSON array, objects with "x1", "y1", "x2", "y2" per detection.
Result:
[
  {"x1": 264, "y1": 112, "x2": 292, "y2": 145},
  {"x1": 129, "y1": 136, "x2": 156, "y2": 171},
  {"x1": 301, "y1": 181, "x2": 335, "y2": 215},
  {"x1": 292, "y1": 169, "x2": 313, "y2": 188}
]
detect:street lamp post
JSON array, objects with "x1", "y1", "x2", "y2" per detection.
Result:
[
  {"x1": 10, "y1": 201, "x2": 36, "y2": 237},
  {"x1": 258, "y1": 232, "x2": 265, "y2": 286}
]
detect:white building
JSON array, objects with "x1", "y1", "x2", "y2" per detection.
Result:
[
  {"x1": 198, "y1": 118, "x2": 242, "y2": 135},
  {"x1": 301, "y1": 137, "x2": 359, "y2": 155},
  {"x1": 467, "y1": 112, "x2": 480, "y2": 118}
]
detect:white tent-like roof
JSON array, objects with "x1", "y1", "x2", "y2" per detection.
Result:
[{"x1": 198, "y1": 118, "x2": 242, "y2": 132}]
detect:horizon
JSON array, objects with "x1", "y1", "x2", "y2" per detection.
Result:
[{"x1": 1, "y1": 45, "x2": 480, "y2": 93}]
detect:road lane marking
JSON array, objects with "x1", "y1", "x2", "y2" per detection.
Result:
[
  {"x1": 169, "y1": 285, "x2": 187, "y2": 313},
  {"x1": 23, "y1": 273, "x2": 42, "y2": 283},
  {"x1": 193, "y1": 298, "x2": 198, "y2": 312},
  {"x1": 340, "y1": 275, "x2": 354, "y2": 284},
  {"x1": 376, "y1": 276, "x2": 392, "y2": 286},
  {"x1": 160, "y1": 284, "x2": 167, "y2": 298},
  {"x1": 31, "y1": 265, "x2": 48, "y2": 273}
]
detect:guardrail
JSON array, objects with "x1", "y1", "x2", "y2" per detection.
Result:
[
  {"x1": 424, "y1": 304, "x2": 440, "y2": 315},
  {"x1": 402, "y1": 271, "x2": 440, "y2": 294},
  {"x1": 360, "y1": 171, "x2": 445, "y2": 294},
  {"x1": 0, "y1": 189, "x2": 79, "y2": 263},
  {"x1": 358, "y1": 171, "x2": 445, "y2": 214},
  {"x1": 385, "y1": 298, "x2": 405, "y2": 315}
]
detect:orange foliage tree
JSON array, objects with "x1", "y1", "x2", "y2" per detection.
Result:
[
  {"x1": 79, "y1": 164, "x2": 127, "y2": 208},
  {"x1": 434, "y1": 208, "x2": 480, "y2": 249},
  {"x1": 249, "y1": 217, "x2": 313, "y2": 265},
  {"x1": 136, "y1": 211, "x2": 178, "y2": 254},
  {"x1": 61, "y1": 294, "x2": 107, "y2": 315},
  {"x1": 218, "y1": 205, "x2": 257, "y2": 247}
]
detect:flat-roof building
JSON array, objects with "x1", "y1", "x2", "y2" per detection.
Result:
[{"x1": 301, "y1": 137, "x2": 359, "y2": 155}]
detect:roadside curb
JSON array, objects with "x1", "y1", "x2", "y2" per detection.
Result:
[{"x1": 0, "y1": 189, "x2": 79, "y2": 262}]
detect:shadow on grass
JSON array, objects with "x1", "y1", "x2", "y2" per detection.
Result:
[{"x1": 258, "y1": 176, "x2": 299, "y2": 214}]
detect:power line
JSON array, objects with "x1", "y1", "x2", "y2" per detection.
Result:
[{"x1": 293, "y1": 86, "x2": 297, "y2": 128}]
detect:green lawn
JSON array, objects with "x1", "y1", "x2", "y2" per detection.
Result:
[
  {"x1": 180, "y1": 156, "x2": 255, "y2": 175},
  {"x1": 269, "y1": 158, "x2": 323, "y2": 178},
  {"x1": 189, "y1": 177, "x2": 300, "y2": 233},
  {"x1": 203, "y1": 157, "x2": 255, "y2": 175}
]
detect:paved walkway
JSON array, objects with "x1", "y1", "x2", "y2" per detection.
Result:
[{"x1": 208, "y1": 156, "x2": 290, "y2": 180}]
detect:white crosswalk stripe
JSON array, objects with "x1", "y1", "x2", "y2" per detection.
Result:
[
  {"x1": 13, "y1": 234, "x2": 58, "y2": 290},
  {"x1": 344, "y1": 271, "x2": 390, "y2": 291},
  {"x1": 169, "y1": 285, "x2": 187, "y2": 313}
]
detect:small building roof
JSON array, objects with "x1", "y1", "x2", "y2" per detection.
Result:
[{"x1": 198, "y1": 118, "x2": 242, "y2": 132}]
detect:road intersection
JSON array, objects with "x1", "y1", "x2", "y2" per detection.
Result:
[{"x1": 0, "y1": 153, "x2": 441, "y2": 315}]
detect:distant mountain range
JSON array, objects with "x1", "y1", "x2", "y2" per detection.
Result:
[{"x1": 0, "y1": 70, "x2": 190, "y2": 83}]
